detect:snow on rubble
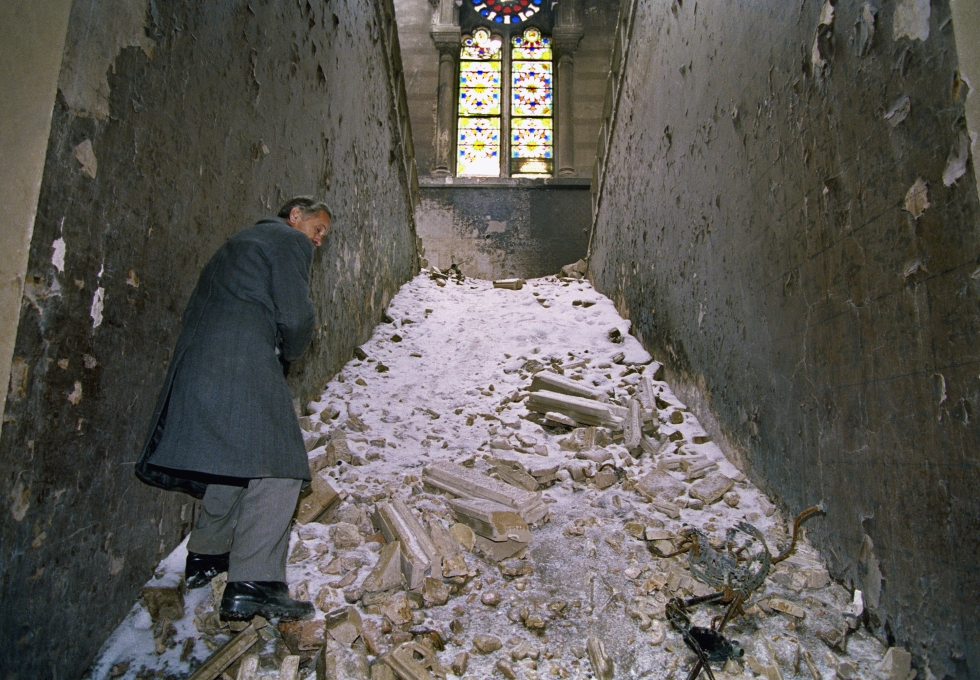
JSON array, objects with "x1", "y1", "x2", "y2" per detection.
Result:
[{"x1": 87, "y1": 271, "x2": 903, "y2": 680}]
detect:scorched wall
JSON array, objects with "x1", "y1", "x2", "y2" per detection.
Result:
[
  {"x1": 0, "y1": 0, "x2": 418, "y2": 677},
  {"x1": 589, "y1": 0, "x2": 979, "y2": 677}
]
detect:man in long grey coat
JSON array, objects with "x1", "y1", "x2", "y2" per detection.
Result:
[{"x1": 136, "y1": 197, "x2": 331, "y2": 621}]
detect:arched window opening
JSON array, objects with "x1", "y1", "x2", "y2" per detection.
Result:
[
  {"x1": 457, "y1": 26, "x2": 553, "y2": 178},
  {"x1": 510, "y1": 27, "x2": 553, "y2": 177},
  {"x1": 457, "y1": 28, "x2": 503, "y2": 177}
]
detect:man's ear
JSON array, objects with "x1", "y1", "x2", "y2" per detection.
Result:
[{"x1": 288, "y1": 206, "x2": 302, "y2": 225}]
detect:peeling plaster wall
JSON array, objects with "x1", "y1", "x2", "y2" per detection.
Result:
[
  {"x1": 418, "y1": 181, "x2": 591, "y2": 279},
  {"x1": 589, "y1": 0, "x2": 979, "y2": 677},
  {"x1": 0, "y1": 0, "x2": 417, "y2": 676},
  {"x1": 0, "y1": 0, "x2": 73, "y2": 445}
]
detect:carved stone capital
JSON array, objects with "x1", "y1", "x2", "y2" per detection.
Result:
[
  {"x1": 552, "y1": 25, "x2": 584, "y2": 57},
  {"x1": 430, "y1": 25, "x2": 462, "y2": 55}
]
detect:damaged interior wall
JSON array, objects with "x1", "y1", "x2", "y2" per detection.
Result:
[
  {"x1": 588, "y1": 0, "x2": 979, "y2": 677},
  {"x1": 393, "y1": 0, "x2": 618, "y2": 279},
  {"x1": 0, "y1": 0, "x2": 418, "y2": 677},
  {"x1": 417, "y1": 179, "x2": 591, "y2": 280},
  {"x1": 0, "y1": 0, "x2": 73, "y2": 442}
]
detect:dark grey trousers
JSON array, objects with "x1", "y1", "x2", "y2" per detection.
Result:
[{"x1": 186, "y1": 477, "x2": 302, "y2": 582}]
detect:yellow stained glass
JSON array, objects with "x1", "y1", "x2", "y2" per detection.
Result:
[{"x1": 457, "y1": 118, "x2": 501, "y2": 176}]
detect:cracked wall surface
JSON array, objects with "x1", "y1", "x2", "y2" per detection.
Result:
[
  {"x1": 0, "y1": 0, "x2": 417, "y2": 677},
  {"x1": 589, "y1": 0, "x2": 980, "y2": 677},
  {"x1": 417, "y1": 183, "x2": 591, "y2": 279}
]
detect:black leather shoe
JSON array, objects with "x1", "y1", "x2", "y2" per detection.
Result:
[
  {"x1": 184, "y1": 551, "x2": 229, "y2": 589},
  {"x1": 219, "y1": 581, "x2": 314, "y2": 621}
]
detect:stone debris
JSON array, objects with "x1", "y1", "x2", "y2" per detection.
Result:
[
  {"x1": 140, "y1": 579, "x2": 185, "y2": 623},
  {"x1": 295, "y1": 471, "x2": 341, "y2": 524},
  {"x1": 587, "y1": 636, "x2": 614, "y2": 680},
  {"x1": 526, "y1": 390, "x2": 624, "y2": 429},
  {"x1": 314, "y1": 638, "x2": 369, "y2": 680},
  {"x1": 473, "y1": 634, "x2": 503, "y2": 654},
  {"x1": 98, "y1": 276, "x2": 896, "y2": 680},
  {"x1": 688, "y1": 472, "x2": 735, "y2": 504},
  {"x1": 382, "y1": 640, "x2": 449, "y2": 680},
  {"x1": 186, "y1": 617, "x2": 264, "y2": 680},
  {"x1": 422, "y1": 461, "x2": 548, "y2": 524},
  {"x1": 373, "y1": 499, "x2": 438, "y2": 589},
  {"x1": 492, "y1": 278, "x2": 526, "y2": 290},
  {"x1": 528, "y1": 370, "x2": 607, "y2": 402}
]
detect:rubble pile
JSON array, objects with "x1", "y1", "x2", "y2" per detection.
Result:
[{"x1": 89, "y1": 271, "x2": 911, "y2": 680}]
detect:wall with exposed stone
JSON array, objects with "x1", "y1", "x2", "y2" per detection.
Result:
[
  {"x1": 589, "y1": 0, "x2": 980, "y2": 677},
  {"x1": 0, "y1": 0, "x2": 418, "y2": 677}
]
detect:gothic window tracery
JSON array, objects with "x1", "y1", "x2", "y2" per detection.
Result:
[{"x1": 457, "y1": 26, "x2": 553, "y2": 178}]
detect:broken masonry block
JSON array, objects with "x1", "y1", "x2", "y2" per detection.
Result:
[
  {"x1": 624, "y1": 398, "x2": 643, "y2": 451},
  {"x1": 361, "y1": 540, "x2": 404, "y2": 594},
  {"x1": 187, "y1": 618, "x2": 263, "y2": 680},
  {"x1": 279, "y1": 656, "x2": 301, "y2": 680},
  {"x1": 635, "y1": 469, "x2": 687, "y2": 503},
  {"x1": 587, "y1": 637, "x2": 614, "y2": 680},
  {"x1": 594, "y1": 468, "x2": 617, "y2": 490},
  {"x1": 640, "y1": 435, "x2": 659, "y2": 456},
  {"x1": 492, "y1": 278, "x2": 526, "y2": 290},
  {"x1": 422, "y1": 461, "x2": 548, "y2": 524},
  {"x1": 294, "y1": 471, "x2": 341, "y2": 525},
  {"x1": 528, "y1": 372, "x2": 607, "y2": 402},
  {"x1": 639, "y1": 373, "x2": 657, "y2": 411},
  {"x1": 688, "y1": 473, "x2": 734, "y2": 505},
  {"x1": 382, "y1": 640, "x2": 450, "y2": 680},
  {"x1": 645, "y1": 361, "x2": 664, "y2": 380},
  {"x1": 526, "y1": 390, "x2": 623, "y2": 430},
  {"x1": 768, "y1": 598, "x2": 806, "y2": 619},
  {"x1": 649, "y1": 499, "x2": 681, "y2": 520},
  {"x1": 489, "y1": 456, "x2": 539, "y2": 491},
  {"x1": 141, "y1": 579, "x2": 186, "y2": 623},
  {"x1": 422, "y1": 577, "x2": 451, "y2": 607},
  {"x1": 425, "y1": 520, "x2": 469, "y2": 578},
  {"x1": 371, "y1": 662, "x2": 397, "y2": 680},
  {"x1": 877, "y1": 647, "x2": 914, "y2": 680},
  {"x1": 545, "y1": 411, "x2": 578, "y2": 427},
  {"x1": 611, "y1": 352, "x2": 626, "y2": 365},
  {"x1": 474, "y1": 535, "x2": 527, "y2": 562},
  {"x1": 235, "y1": 654, "x2": 260, "y2": 680},
  {"x1": 449, "y1": 523, "x2": 476, "y2": 551},
  {"x1": 324, "y1": 605, "x2": 363, "y2": 646},
  {"x1": 684, "y1": 461, "x2": 719, "y2": 482},
  {"x1": 315, "y1": 638, "x2": 370, "y2": 680},
  {"x1": 278, "y1": 619, "x2": 326, "y2": 653},
  {"x1": 305, "y1": 433, "x2": 328, "y2": 453},
  {"x1": 447, "y1": 497, "x2": 531, "y2": 544},
  {"x1": 373, "y1": 498, "x2": 438, "y2": 590}
]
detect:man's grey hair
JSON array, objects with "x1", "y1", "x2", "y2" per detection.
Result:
[{"x1": 277, "y1": 196, "x2": 333, "y2": 220}]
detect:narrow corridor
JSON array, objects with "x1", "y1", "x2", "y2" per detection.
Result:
[{"x1": 89, "y1": 272, "x2": 893, "y2": 680}]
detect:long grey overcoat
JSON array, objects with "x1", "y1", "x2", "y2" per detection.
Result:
[{"x1": 136, "y1": 218, "x2": 315, "y2": 496}]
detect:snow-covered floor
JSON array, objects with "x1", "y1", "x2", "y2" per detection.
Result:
[{"x1": 87, "y1": 272, "x2": 893, "y2": 680}]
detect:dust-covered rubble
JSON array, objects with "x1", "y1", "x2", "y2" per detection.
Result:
[{"x1": 87, "y1": 272, "x2": 905, "y2": 680}]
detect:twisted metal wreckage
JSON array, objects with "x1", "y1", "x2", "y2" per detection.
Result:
[{"x1": 653, "y1": 505, "x2": 826, "y2": 680}]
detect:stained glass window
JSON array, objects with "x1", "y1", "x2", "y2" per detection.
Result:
[
  {"x1": 458, "y1": 28, "x2": 503, "y2": 176},
  {"x1": 457, "y1": 26, "x2": 553, "y2": 177},
  {"x1": 511, "y1": 27, "x2": 553, "y2": 176},
  {"x1": 470, "y1": 0, "x2": 543, "y2": 25}
]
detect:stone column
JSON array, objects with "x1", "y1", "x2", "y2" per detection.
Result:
[
  {"x1": 553, "y1": 4, "x2": 583, "y2": 178},
  {"x1": 430, "y1": 0, "x2": 461, "y2": 177}
]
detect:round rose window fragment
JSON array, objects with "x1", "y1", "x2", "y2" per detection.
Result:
[{"x1": 470, "y1": 0, "x2": 543, "y2": 24}]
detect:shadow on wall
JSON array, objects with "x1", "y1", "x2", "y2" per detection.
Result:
[{"x1": 416, "y1": 180, "x2": 592, "y2": 280}]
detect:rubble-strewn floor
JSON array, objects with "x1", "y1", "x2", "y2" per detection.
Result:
[{"x1": 87, "y1": 273, "x2": 898, "y2": 680}]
